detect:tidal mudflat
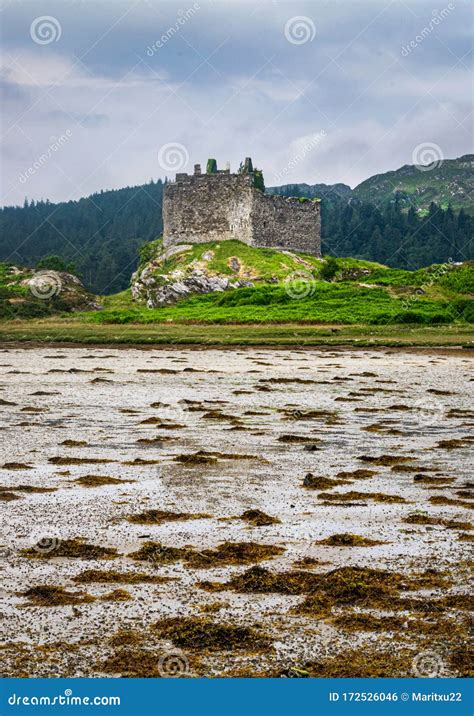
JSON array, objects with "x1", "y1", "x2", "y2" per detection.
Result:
[{"x1": 0, "y1": 346, "x2": 472, "y2": 678}]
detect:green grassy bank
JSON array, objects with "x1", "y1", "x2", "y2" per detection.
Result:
[{"x1": 0, "y1": 320, "x2": 472, "y2": 348}]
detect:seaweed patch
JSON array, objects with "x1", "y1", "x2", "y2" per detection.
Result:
[
  {"x1": 18, "y1": 585, "x2": 95, "y2": 607},
  {"x1": 239, "y1": 510, "x2": 281, "y2": 526},
  {"x1": 129, "y1": 541, "x2": 284, "y2": 567},
  {"x1": 127, "y1": 510, "x2": 210, "y2": 525},
  {"x1": 153, "y1": 616, "x2": 272, "y2": 652},
  {"x1": 73, "y1": 569, "x2": 172, "y2": 584},
  {"x1": 21, "y1": 538, "x2": 119, "y2": 560},
  {"x1": 316, "y1": 533, "x2": 385, "y2": 547}
]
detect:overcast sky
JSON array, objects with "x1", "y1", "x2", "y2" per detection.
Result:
[{"x1": 1, "y1": 0, "x2": 472, "y2": 206}]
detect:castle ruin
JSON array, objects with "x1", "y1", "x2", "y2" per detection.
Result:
[{"x1": 162, "y1": 158, "x2": 321, "y2": 256}]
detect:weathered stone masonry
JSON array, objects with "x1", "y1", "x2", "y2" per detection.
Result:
[{"x1": 163, "y1": 158, "x2": 321, "y2": 256}]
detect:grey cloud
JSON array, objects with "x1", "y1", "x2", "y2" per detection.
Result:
[
  {"x1": 0, "y1": 0, "x2": 472, "y2": 206},
  {"x1": 47, "y1": 109, "x2": 109, "y2": 128}
]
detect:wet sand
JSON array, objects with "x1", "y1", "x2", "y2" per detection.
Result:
[{"x1": 0, "y1": 347, "x2": 472, "y2": 677}]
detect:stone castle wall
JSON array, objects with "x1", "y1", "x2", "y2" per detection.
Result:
[
  {"x1": 163, "y1": 173, "x2": 254, "y2": 247},
  {"x1": 163, "y1": 169, "x2": 321, "y2": 256},
  {"x1": 251, "y1": 192, "x2": 321, "y2": 255}
]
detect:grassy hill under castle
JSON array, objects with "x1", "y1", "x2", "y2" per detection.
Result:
[
  {"x1": 1, "y1": 238, "x2": 472, "y2": 346},
  {"x1": 1, "y1": 240, "x2": 472, "y2": 328},
  {"x1": 88, "y1": 240, "x2": 474, "y2": 328}
]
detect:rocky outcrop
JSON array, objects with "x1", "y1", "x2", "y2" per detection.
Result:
[
  {"x1": 130, "y1": 242, "x2": 256, "y2": 307},
  {"x1": 338, "y1": 267, "x2": 371, "y2": 281},
  {"x1": 131, "y1": 265, "x2": 253, "y2": 308},
  {"x1": 19, "y1": 270, "x2": 101, "y2": 311},
  {"x1": 0, "y1": 264, "x2": 101, "y2": 318}
]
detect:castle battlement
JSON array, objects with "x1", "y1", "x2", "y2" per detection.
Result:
[
  {"x1": 174, "y1": 171, "x2": 252, "y2": 184},
  {"x1": 163, "y1": 158, "x2": 321, "y2": 256}
]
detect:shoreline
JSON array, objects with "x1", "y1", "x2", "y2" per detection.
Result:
[
  {"x1": 0, "y1": 340, "x2": 472, "y2": 356},
  {"x1": 0, "y1": 320, "x2": 472, "y2": 351}
]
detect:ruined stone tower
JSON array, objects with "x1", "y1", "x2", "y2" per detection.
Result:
[{"x1": 162, "y1": 158, "x2": 321, "y2": 256}]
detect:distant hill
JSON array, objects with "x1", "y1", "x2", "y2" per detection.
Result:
[
  {"x1": 352, "y1": 154, "x2": 473, "y2": 213},
  {"x1": 0, "y1": 156, "x2": 472, "y2": 294},
  {"x1": 268, "y1": 182, "x2": 353, "y2": 202},
  {"x1": 269, "y1": 155, "x2": 474, "y2": 214}
]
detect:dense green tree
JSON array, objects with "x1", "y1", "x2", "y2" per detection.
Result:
[
  {"x1": 0, "y1": 181, "x2": 165, "y2": 293},
  {"x1": 320, "y1": 197, "x2": 472, "y2": 270},
  {"x1": 320, "y1": 256, "x2": 339, "y2": 281},
  {"x1": 36, "y1": 255, "x2": 77, "y2": 274},
  {"x1": 0, "y1": 178, "x2": 471, "y2": 294}
]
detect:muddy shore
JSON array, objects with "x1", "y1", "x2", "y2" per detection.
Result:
[{"x1": 0, "y1": 347, "x2": 472, "y2": 677}]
